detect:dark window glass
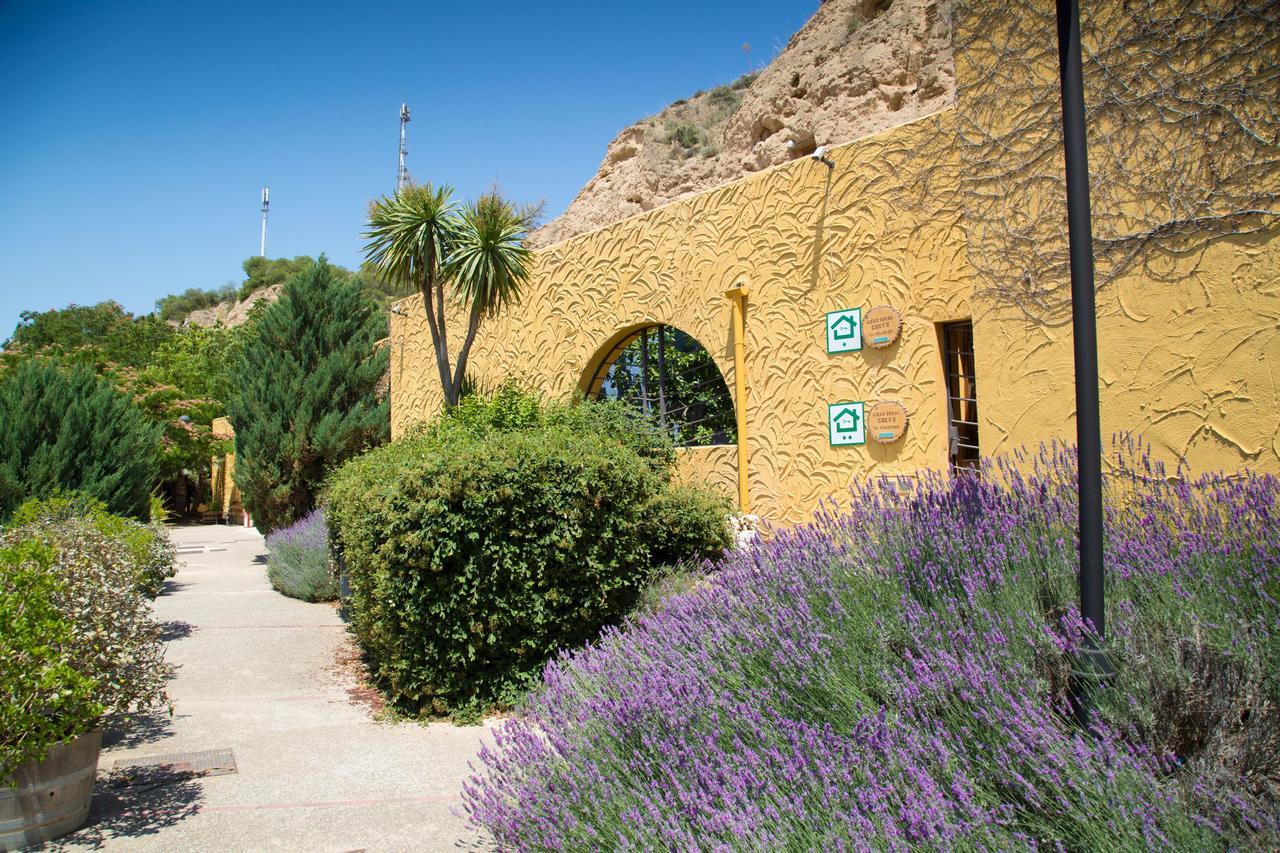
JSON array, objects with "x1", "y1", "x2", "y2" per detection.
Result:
[{"x1": 942, "y1": 321, "x2": 980, "y2": 471}]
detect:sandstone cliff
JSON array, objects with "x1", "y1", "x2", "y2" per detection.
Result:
[{"x1": 529, "y1": 0, "x2": 954, "y2": 249}]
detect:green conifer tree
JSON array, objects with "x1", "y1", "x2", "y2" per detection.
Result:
[
  {"x1": 227, "y1": 257, "x2": 389, "y2": 533},
  {"x1": 0, "y1": 361, "x2": 160, "y2": 521}
]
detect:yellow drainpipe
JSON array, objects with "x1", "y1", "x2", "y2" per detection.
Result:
[{"x1": 723, "y1": 285, "x2": 749, "y2": 513}]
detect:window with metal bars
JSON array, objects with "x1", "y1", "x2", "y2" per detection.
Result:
[
  {"x1": 585, "y1": 324, "x2": 737, "y2": 448},
  {"x1": 941, "y1": 321, "x2": 980, "y2": 471}
]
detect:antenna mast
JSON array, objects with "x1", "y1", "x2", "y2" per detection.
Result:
[
  {"x1": 259, "y1": 186, "x2": 270, "y2": 257},
  {"x1": 397, "y1": 103, "x2": 411, "y2": 192}
]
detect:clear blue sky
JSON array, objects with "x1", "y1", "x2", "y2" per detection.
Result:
[{"x1": 0, "y1": 1, "x2": 815, "y2": 336}]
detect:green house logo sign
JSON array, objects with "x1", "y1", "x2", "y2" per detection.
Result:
[
  {"x1": 825, "y1": 308, "x2": 862, "y2": 353},
  {"x1": 828, "y1": 401, "x2": 866, "y2": 446}
]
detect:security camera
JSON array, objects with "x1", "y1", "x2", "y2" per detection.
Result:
[{"x1": 812, "y1": 146, "x2": 835, "y2": 168}]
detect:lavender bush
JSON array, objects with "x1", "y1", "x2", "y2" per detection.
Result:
[
  {"x1": 265, "y1": 508, "x2": 336, "y2": 602},
  {"x1": 463, "y1": 441, "x2": 1279, "y2": 849}
]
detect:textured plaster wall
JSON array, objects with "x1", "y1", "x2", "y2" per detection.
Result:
[
  {"x1": 391, "y1": 114, "x2": 974, "y2": 525},
  {"x1": 954, "y1": 1, "x2": 1280, "y2": 474},
  {"x1": 974, "y1": 223, "x2": 1280, "y2": 472}
]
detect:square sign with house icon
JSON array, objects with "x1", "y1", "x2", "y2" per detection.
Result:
[
  {"x1": 825, "y1": 308, "x2": 862, "y2": 353},
  {"x1": 828, "y1": 401, "x2": 866, "y2": 446}
]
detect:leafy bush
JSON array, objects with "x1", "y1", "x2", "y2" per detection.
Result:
[
  {"x1": 0, "y1": 360, "x2": 160, "y2": 522},
  {"x1": 265, "y1": 508, "x2": 337, "y2": 602},
  {"x1": 463, "y1": 442, "x2": 1280, "y2": 848},
  {"x1": 0, "y1": 541, "x2": 102, "y2": 780},
  {"x1": 2, "y1": 519, "x2": 169, "y2": 719},
  {"x1": 228, "y1": 257, "x2": 389, "y2": 533},
  {"x1": 154, "y1": 284, "x2": 236, "y2": 324},
  {"x1": 643, "y1": 481, "x2": 732, "y2": 567},
  {"x1": 326, "y1": 389, "x2": 729, "y2": 719},
  {"x1": 664, "y1": 122, "x2": 704, "y2": 149},
  {"x1": 11, "y1": 493, "x2": 176, "y2": 598}
]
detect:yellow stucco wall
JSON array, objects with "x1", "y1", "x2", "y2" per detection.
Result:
[
  {"x1": 952, "y1": 2, "x2": 1280, "y2": 473},
  {"x1": 390, "y1": 2, "x2": 1279, "y2": 525}
]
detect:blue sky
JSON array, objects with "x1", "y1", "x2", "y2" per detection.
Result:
[{"x1": 0, "y1": 1, "x2": 815, "y2": 336}]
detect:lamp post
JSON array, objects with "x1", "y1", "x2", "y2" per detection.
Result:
[{"x1": 1055, "y1": 0, "x2": 1113, "y2": 729}]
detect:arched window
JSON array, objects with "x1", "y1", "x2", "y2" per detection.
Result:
[{"x1": 585, "y1": 324, "x2": 737, "y2": 447}]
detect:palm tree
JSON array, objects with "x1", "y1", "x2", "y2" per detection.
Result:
[{"x1": 364, "y1": 184, "x2": 534, "y2": 407}]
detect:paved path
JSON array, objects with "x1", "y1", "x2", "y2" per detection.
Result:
[{"x1": 55, "y1": 524, "x2": 493, "y2": 852}]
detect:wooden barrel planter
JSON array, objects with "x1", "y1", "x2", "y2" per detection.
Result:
[{"x1": 0, "y1": 729, "x2": 101, "y2": 851}]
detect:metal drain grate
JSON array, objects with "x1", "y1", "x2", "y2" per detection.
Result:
[{"x1": 110, "y1": 748, "x2": 237, "y2": 789}]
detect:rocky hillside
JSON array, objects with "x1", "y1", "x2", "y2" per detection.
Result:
[
  {"x1": 529, "y1": 0, "x2": 954, "y2": 248},
  {"x1": 183, "y1": 285, "x2": 282, "y2": 328}
]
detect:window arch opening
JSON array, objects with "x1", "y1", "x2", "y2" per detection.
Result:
[{"x1": 585, "y1": 324, "x2": 737, "y2": 447}]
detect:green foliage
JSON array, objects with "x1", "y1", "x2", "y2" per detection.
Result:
[
  {"x1": 228, "y1": 257, "x2": 389, "y2": 533},
  {"x1": 239, "y1": 255, "x2": 343, "y2": 301},
  {"x1": 325, "y1": 388, "x2": 731, "y2": 720},
  {"x1": 128, "y1": 322, "x2": 248, "y2": 493},
  {"x1": 154, "y1": 284, "x2": 236, "y2": 323},
  {"x1": 2, "y1": 519, "x2": 169, "y2": 721},
  {"x1": 731, "y1": 72, "x2": 758, "y2": 90},
  {"x1": 364, "y1": 184, "x2": 536, "y2": 408},
  {"x1": 0, "y1": 540, "x2": 103, "y2": 781},
  {"x1": 0, "y1": 301, "x2": 250, "y2": 512},
  {"x1": 642, "y1": 481, "x2": 732, "y2": 567},
  {"x1": 11, "y1": 493, "x2": 176, "y2": 598},
  {"x1": 1, "y1": 301, "x2": 174, "y2": 376},
  {"x1": 355, "y1": 261, "x2": 416, "y2": 311},
  {"x1": 664, "y1": 122, "x2": 705, "y2": 149},
  {"x1": 0, "y1": 361, "x2": 159, "y2": 522}
]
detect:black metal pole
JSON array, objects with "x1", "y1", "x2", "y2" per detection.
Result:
[{"x1": 1055, "y1": 0, "x2": 1112, "y2": 729}]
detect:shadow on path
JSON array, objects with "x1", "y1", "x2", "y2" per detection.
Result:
[
  {"x1": 48, "y1": 770, "x2": 203, "y2": 851},
  {"x1": 101, "y1": 709, "x2": 178, "y2": 751}
]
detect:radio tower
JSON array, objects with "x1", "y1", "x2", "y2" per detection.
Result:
[
  {"x1": 397, "y1": 103, "x2": 411, "y2": 192},
  {"x1": 259, "y1": 186, "x2": 270, "y2": 257}
]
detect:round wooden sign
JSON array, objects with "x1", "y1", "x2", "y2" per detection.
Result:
[
  {"x1": 868, "y1": 400, "x2": 909, "y2": 444},
  {"x1": 863, "y1": 305, "x2": 902, "y2": 348}
]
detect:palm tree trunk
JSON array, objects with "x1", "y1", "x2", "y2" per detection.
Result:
[
  {"x1": 420, "y1": 281, "x2": 453, "y2": 408},
  {"x1": 450, "y1": 298, "x2": 486, "y2": 406}
]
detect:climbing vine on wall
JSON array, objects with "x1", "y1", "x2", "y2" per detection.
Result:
[{"x1": 904, "y1": 0, "x2": 1279, "y2": 319}]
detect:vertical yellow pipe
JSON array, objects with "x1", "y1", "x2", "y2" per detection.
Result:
[{"x1": 724, "y1": 286, "x2": 750, "y2": 513}]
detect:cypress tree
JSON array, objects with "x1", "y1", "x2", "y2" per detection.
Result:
[
  {"x1": 228, "y1": 257, "x2": 389, "y2": 533},
  {"x1": 0, "y1": 361, "x2": 160, "y2": 521}
]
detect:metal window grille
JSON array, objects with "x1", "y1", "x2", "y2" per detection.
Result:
[
  {"x1": 587, "y1": 324, "x2": 737, "y2": 448},
  {"x1": 942, "y1": 321, "x2": 980, "y2": 471}
]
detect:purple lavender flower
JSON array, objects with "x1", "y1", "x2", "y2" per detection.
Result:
[{"x1": 462, "y1": 441, "x2": 1279, "y2": 849}]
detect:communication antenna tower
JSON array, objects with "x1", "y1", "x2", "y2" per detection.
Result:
[
  {"x1": 397, "y1": 103, "x2": 411, "y2": 192},
  {"x1": 260, "y1": 186, "x2": 270, "y2": 257}
]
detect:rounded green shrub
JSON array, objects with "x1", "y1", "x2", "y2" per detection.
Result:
[
  {"x1": 0, "y1": 541, "x2": 103, "y2": 780},
  {"x1": 326, "y1": 391, "x2": 730, "y2": 719},
  {"x1": 643, "y1": 481, "x2": 733, "y2": 567},
  {"x1": 0, "y1": 360, "x2": 159, "y2": 522},
  {"x1": 11, "y1": 492, "x2": 177, "y2": 598},
  {"x1": 2, "y1": 519, "x2": 169, "y2": 720}
]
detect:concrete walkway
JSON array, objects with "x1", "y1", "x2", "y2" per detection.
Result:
[{"x1": 55, "y1": 524, "x2": 493, "y2": 852}]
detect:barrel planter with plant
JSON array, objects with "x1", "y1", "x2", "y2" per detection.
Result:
[{"x1": 1, "y1": 499, "x2": 172, "y2": 848}]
